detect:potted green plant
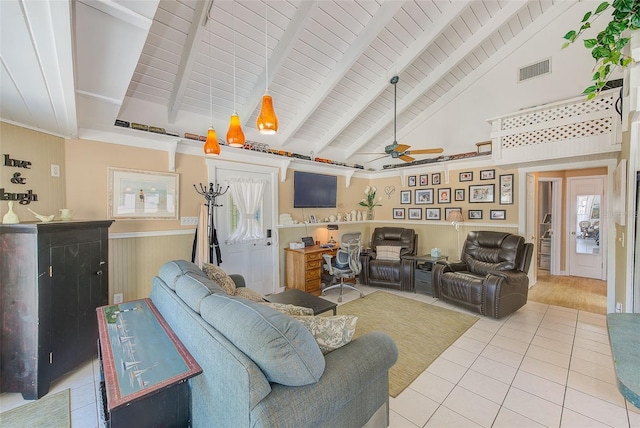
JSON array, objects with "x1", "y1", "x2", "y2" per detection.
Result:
[
  {"x1": 562, "y1": 0, "x2": 639, "y2": 99},
  {"x1": 359, "y1": 186, "x2": 382, "y2": 220}
]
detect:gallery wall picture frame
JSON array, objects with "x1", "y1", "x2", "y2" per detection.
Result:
[
  {"x1": 469, "y1": 184, "x2": 495, "y2": 203},
  {"x1": 468, "y1": 210, "x2": 483, "y2": 219},
  {"x1": 480, "y1": 169, "x2": 495, "y2": 180},
  {"x1": 432, "y1": 173, "x2": 441, "y2": 185},
  {"x1": 415, "y1": 188, "x2": 433, "y2": 204},
  {"x1": 393, "y1": 208, "x2": 406, "y2": 219},
  {"x1": 408, "y1": 176, "x2": 417, "y2": 187},
  {"x1": 408, "y1": 208, "x2": 422, "y2": 220},
  {"x1": 445, "y1": 207, "x2": 462, "y2": 220},
  {"x1": 459, "y1": 171, "x2": 473, "y2": 182},
  {"x1": 400, "y1": 190, "x2": 411, "y2": 204},
  {"x1": 454, "y1": 189, "x2": 465, "y2": 201},
  {"x1": 437, "y1": 188, "x2": 451, "y2": 204},
  {"x1": 108, "y1": 167, "x2": 179, "y2": 220},
  {"x1": 490, "y1": 209, "x2": 506, "y2": 220},
  {"x1": 419, "y1": 174, "x2": 428, "y2": 186},
  {"x1": 426, "y1": 207, "x2": 441, "y2": 220},
  {"x1": 499, "y1": 174, "x2": 514, "y2": 204}
]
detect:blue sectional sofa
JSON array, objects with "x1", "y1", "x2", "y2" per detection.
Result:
[{"x1": 149, "y1": 260, "x2": 398, "y2": 428}]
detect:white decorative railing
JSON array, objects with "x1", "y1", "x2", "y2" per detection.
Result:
[{"x1": 488, "y1": 89, "x2": 621, "y2": 164}]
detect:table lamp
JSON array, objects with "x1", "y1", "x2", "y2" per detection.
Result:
[{"x1": 327, "y1": 224, "x2": 338, "y2": 245}]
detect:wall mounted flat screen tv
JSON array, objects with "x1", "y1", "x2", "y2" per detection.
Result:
[{"x1": 293, "y1": 171, "x2": 337, "y2": 208}]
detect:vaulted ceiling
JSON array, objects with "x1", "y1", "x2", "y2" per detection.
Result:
[{"x1": 1, "y1": 0, "x2": 596, "y2": 169}]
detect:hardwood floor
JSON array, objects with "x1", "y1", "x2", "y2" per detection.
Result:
[{"x1": 527, "y1": 270, "x2": 607, "y2": 314}]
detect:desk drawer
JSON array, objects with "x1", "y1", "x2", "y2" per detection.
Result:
[
  {"x1": 306, "y1": 253, "x2": 323, "y2": 262},
  {"x1": 306, "y1": 260, "x2": 322, "y2": 270},
  {"x1": 306, "y1": 269, "x2": 321, "y2": 280},
  {"x1": 305, "y1": 279, "x2": 321, "y2": 295}
]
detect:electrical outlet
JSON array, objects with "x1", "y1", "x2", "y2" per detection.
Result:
[
  {"x1": 51, "y1": 164, "x2": 60, "y2": 177},
  {"x1": 615, "y1": 302, "x2": 622, "y2": 313},
  {"x1": 114, "y1": 293, "x2": 123, "y2": 304},
  {"x1": 180, "y1": 216, "x2": 198, "y2": 226}
]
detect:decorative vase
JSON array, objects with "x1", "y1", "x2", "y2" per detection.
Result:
[
  {"x1": 2, "y1": 201, "x2": 20, "y2": 224},
  {"x1": 367, "y1": 208, "x2": 374, "y2": 220}
]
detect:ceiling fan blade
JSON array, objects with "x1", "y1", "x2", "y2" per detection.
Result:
[
  {"x1": 399, "y1": 155, "x2": 414, "y2": 163},
  {"x1": 394, "y1": 144, "x2": 410, "y2": 153},
  {"x1": 364, "y1": 154, "x2": 390, "y2": 163},
  {"x1": 406, "y1": 148, "x2": 444, "y2": 155},
  {"x1": 359, "y1": 152, "x2": 387, "y2": 155}
]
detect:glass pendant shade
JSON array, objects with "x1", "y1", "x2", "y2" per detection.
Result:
[
  {"x1": 226, "y1": 114, "x2": 245, "y2": 147},
  {"x1": 204, "y1": 128, "x2": 221, "y2": 156},
  {"x1": 257, "y1": 93, "x2": 278, "y2": 134}
]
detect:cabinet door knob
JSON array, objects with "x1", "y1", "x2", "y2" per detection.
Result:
[{"x1": 96, "y1": 270, "x2": 103, "y2": 276}]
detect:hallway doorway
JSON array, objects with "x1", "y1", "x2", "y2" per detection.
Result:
[{"x1": 528, "y1": 270, "x2": 607, "y2": 314}]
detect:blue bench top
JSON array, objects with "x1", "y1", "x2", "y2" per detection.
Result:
[{"x1": 606, "y1": 313, "x2": 640, "y2": 410}]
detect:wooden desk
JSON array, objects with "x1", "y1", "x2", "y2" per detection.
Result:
[
  {"x1": 284, "y1": 245, "x2": 336, "y2": 296},
  {"x1": 97, "y1": 299, "x2": 201, "y2": 427}
]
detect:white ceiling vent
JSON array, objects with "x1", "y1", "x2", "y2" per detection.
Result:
[{"x1": 518, "y1": 58, "x2": 551, "y2": 82}]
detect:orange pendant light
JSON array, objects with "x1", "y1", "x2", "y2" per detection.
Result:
[
  {"x1": 257, "y1": 92, "x2": 278, "y2": 134},
  {"x1": 257, "y1": 0, "x2": 278, "y2": 134},
  {"x1": 226, "y1": 114, "x2": 245, "y2": 147},
  {"x1": 204, "y1": 127, "x2": 220, "y2": 156}
]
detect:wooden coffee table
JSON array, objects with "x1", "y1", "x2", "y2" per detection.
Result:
[{"x1": 266, "y1": 289, "x2": 337, "y2": 315}]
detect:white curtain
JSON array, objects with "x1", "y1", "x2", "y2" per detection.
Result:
[{"x1": 226, "y1": 177, "x2": 266, "y2": 244}]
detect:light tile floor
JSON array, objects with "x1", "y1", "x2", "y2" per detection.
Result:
[{"x1": 1, "y1": 284, "x2": 638, "y2": 428}]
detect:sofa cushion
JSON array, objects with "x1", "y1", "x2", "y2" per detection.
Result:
[
  {"x1": 376, "y1": 245, "x2": 401, "y2": 261},
  {"x1": 175, "y1": 272, "x2": 225, "y2": 313},
  {"x1": 200, "y1": 293, "x2": 325, "y2": 386},
  {"x1": 202, "y1": 262, "x2": 237, "y2": 295},
  {"x1": 293, "y1": 315, "x2": 358, "y2": 354},
  {"x1": 159, "y1": 260, "x2": 207, "y2": 290},
  {"x1": 234, "y1": 287, "x2": 266, "y2": 302}
]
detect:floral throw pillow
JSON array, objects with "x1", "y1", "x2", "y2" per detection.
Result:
[
  {"x1": 234, "y1": 287, "x2": 266, "y2": 302},
  {"x1": 261, "y1": 302, "x2": 314, "y2": 316},
  {"x1": 293, "y1": 315, "x2": 358, "y2": 354},
  {"x1": 202, "y1": 263, "x2": 236, "y2": 295}
]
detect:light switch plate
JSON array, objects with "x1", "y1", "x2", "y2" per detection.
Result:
[{"x1": 51, "y1": 164, "x2": 60, "y2": 177}]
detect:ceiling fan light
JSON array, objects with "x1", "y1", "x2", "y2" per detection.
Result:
[
  {"x1": 226, "y1": 114, "x2": 245, "y2": 147},
  {"x1": 204, "y1": 127, "x2": 221, "y2": 156},
  {"x1": 257, "y1": 93, "x2": 278, "y2": 134}
]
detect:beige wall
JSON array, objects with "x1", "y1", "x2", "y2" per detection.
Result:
[{"x1": 0, "y1": 122, "x2": 66, "y2": 220}]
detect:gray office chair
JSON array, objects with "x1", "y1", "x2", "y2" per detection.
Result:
[{"x1": 322, "y1": 233, "x2": 364, "y2": 302}]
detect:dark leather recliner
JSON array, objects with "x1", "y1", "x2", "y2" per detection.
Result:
[
  {"x1": 360, "y1": 227, "x2": 417, "y2": 291},
  {"x1": 432, "y1": 231, "x2": 533, "y2": 319}
]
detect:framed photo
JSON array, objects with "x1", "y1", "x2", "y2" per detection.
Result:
[
  {"x1": 108, "y1": 168, "x2": 179, "y2": 220},
  {"x1": 468, "y1": 210, "x2": 483, "y2": 219},
  {"x1": 408, "y1": 208, "x2": 422, "y2": 220},
  {"x1": 459, "y1": 171, "x2": 473, "y2": 182},
  {"x1": 445, "y1": 207, "x2": 462, "y2": 220},
  {"x1": 415, "y1": 188, "x2": 433, "y2": 204},
  {"x1": 490, "y1": 209, "x2": 506, "y2": 220},
  {"x1": 419, "y1": 174, "x2": 428, "y2": 186},
  {"x1": 432, "y1": 173, "x2": 441, "y2": 185},
  {"x1": 480, "y1": 169, "x2": 495, "y2": 180},
  {"x1": 437, "y1": 188, "x2": 451, "y2": 204},
  {"x1": 499, "y1": 174, "x2": 514, "y2": 204},
  {"x1": 309, "y1": 214, "x2": 317, "y2": 223},
  {"x1": 400, "y1": 190, "x2": 411, "y2": 204},
  {"x1": 393, "y1": 208, "x2": 406, "y2": 219},
  {"x1": 469, "y1": 184, "x2": 495, "y2": 203},
  {"x1": 454, "y1": 189, "x2": 465, "y2": 201},
  {"x1": 426, "y1": 208, "x2": 441, "y2": 220},
  {"x1": 408, "y1": 176, "x2": 417, "y2": 187}
]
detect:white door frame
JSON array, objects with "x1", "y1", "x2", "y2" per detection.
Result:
[
  {"x1": 538, "y1": 177, "x2": 563, "y2": 275},
  {"x1": 206, "y1": 158, "x2": 280, "y2": 292},
  {"x1": 519, "y1": 158, "x2": 617, "y2": 313}
]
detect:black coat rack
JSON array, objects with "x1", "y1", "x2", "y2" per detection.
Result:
[{"x1": 193, "y1": 182, "x2": 229, "y2": 266}]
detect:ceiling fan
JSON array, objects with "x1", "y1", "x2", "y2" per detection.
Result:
[{"x1": 361, "y1": 75, "x2": 443, "y2": 163}]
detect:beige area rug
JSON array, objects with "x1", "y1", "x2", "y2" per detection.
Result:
[
  {"x1": 0, "y1": 389, "x2": 70, "y2": 428},
  {"x1": 336, "y1": 291, "x2": 478, "y2": 397}
]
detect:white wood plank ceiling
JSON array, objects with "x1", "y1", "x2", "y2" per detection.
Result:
[{"x1": 1, "y1": 0, "x2": 584, "y2": 168}]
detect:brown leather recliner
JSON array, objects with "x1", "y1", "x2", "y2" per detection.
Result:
[
  {"x1": 432, "y1": 231, "x2": 533, "y2": 319},
  {"x1": 360, "y1": 227, "x2": 417, "y2": 291}
]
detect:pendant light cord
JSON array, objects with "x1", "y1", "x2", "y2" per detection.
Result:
[
  {"x1": 233, "y1": 2, "x2": 237, "y2": 114},
  {"x1": 265, "y1": 0, "x2": 268, "y2": 89},
  {"x1": 209, "y1": 20, "x2": 213, "y2": 126},
  {"x1": 393, "y1": 79, "x2": 397, "y2": 143}
]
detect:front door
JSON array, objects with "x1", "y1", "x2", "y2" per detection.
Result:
[
  {"x1": 568, "y1": 176, "x2": 605, "y2": 280},
  {"x1": 208, "y1": 162, "x2": 278, "y2": 296}
]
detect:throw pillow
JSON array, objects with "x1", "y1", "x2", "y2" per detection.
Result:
[
  {"x1": 376, "y1": 245, "x2": 401, "y2": 261},
  {"x1": 202, "y1": 263, "x2": 236, "y2": 295},
  {"x1": 261, "y1": 302, "x2": 314, "y2": 316},
  {"x1": 293, "y1": 315, "x2": 358, "y2": 354},
  {"x1": 234, "y1": 287, "x2": 266, "y2": 302},
  {"x1": 200, "y1": 293, "x2": 325, "y2": 386}
]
